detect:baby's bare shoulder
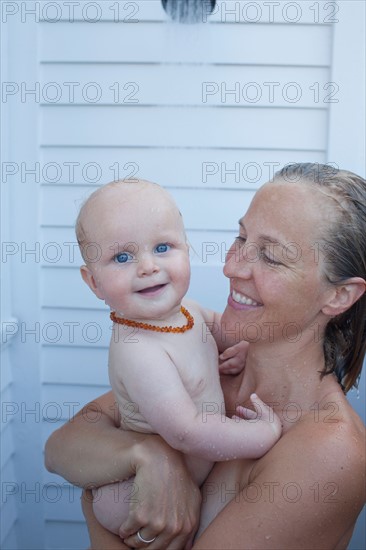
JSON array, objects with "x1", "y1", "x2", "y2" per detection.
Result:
[{"x1": 182, "y1": 298, "x2": 206, "y2": 317}]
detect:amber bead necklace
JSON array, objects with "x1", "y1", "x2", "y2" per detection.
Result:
[{"x1": 110, "y1": 305, "x2": 194, "y2": 333}]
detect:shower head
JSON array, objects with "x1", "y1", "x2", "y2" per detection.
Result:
[{"x1": 162, "y1": 0, "x2": 217, "y2": 24}]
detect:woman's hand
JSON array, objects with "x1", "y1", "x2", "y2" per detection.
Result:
[{"x1": 121, "y1": 436, "x2": 201, "y2": 550}]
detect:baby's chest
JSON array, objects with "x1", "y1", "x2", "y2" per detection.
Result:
[{"x1": 165, "y1": 330, "x2": 222, "y2": 401}]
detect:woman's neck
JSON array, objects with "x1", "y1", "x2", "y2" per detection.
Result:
[{"x1": 235, "y1": 338, "x2": 344, "y2": 431}]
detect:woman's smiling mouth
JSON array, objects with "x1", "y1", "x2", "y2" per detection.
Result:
[{"x1": 229, "y1": 290, "x2": 262, "y2": 309}]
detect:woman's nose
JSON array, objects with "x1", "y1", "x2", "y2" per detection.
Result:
[
  {"x1": 137, "y1": 254, "x2": 159, "y2": 277},
  {"x1": 224, "y1": 242, "x2": 253, "y2": 279}
]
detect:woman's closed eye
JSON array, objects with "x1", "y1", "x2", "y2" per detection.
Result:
[
  {"x1": 234, "y1": 237, "x2": 282, "y2": 266},
  {"x1": 154, "y1": 243, "x2": 171, "y2": 254},
  {"x1": 114, "y1": 252, "x2": 134, "y2": 264},
  {"x1": 260, "y1": 249, "x2": 282, "y2": 266},
  {"x1": 235, "y1": 235, "x2": 247, "y2": 246}
]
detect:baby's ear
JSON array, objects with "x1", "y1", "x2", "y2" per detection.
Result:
[
  {"x1": 322, "y1": 277, "x2": 366, "y2": 317},
  {"x1": 80, "y1": 265, "x2": 104, "y2": 300}
]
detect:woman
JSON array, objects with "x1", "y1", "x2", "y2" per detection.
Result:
[{"x1": 45, "y1": 163, "x2": 366, "y2": 549}]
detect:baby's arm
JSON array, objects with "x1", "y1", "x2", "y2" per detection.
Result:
[{"x1": 116, "y1": 346, "x2": 281, "y2": 462}]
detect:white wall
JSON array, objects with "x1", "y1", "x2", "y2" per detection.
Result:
[{"x1": 1, "y1": 1, "x2": 365, "y2": 548}]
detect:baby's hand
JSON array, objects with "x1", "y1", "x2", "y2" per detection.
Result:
[
  {"x1": 219, "y1": 341, "x2": 249, "y2": 375},
  {"x1": 235, "y1": 393, "x2": 282, "y2": 441}
]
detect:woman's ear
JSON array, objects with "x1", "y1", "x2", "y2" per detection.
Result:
[
  {"x1": 80, "y1": 265, "x2": 104, "y2": 300},
  {"x1": 322, "y1": 277, "x2": 366, "y2": 317}
]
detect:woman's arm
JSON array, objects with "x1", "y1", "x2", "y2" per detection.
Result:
[
  {"x1": 45, "y1": 391, "x2": 141, "y2": 487},
  {"x1": 45, "y1": 391, "x2": 201, "y2": 547}
]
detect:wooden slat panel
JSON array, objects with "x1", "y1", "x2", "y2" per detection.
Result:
[
  {"x1": 206, "y1": 0, "x2": 338, "y2": 25},
  {"x1": 40, "y1": 308, "x2": 112, "y2": 348},
  {"x1": 1, "y1": 386, "x2": 14, "y2": 434},
  {"x1": 189, "y1": 264, "x2": 230, "y2": 311},
  {"x1": 42, "y1": 487, "x2": 84, "y2": 521},
  {"x1": 39, "y1": 64, "x2": 330, "y2": 107},
  {"x1": 40, "y1": 106, "x2": 328, "y2": 149},
  {"x1": 0, "y1": 348, "x2": 13, "y2": 392},
  {"x1": 40, "y1": 21, "x2": 331, "y2": 65},
  {"x1": 0, "y1": 526, "x2": 18, "y2": 550},
  {"x1": 44, "y1": 520, "x2": 89, "y2": 549},
  {"x1": 40, "y1": 185, "x2": 253, "y2": 229},
  {"x1": 0, "y1": 422, "x2": 15, "y2": 470},
  {"x1": 42, "y1": 346, "x2": 109, "y2": 385},
  {"x1": 38, "y1": 147, "x2": 326, "y2": 189},
  {"x1": 39, "y1": 229, "x2": 83, "y2": 267},
  {"x1": 39, "y1": 0, "x2": 152, "y2": 22},
  {"x1": 41, "y1": 265, "x2": 105, "y2": 309},
  {"x1": 0, "y1": 459, "x2": 18, "y2": 545}
]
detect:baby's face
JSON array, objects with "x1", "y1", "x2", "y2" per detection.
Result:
[{"x1": 81, "y1": 185, "x2": 190, "y2": 321}]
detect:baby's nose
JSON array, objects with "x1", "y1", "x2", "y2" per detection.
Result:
[{"x1": 137, "y1": 254, "x2": 159, "y2": 277}]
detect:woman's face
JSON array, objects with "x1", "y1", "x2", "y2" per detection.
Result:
[{"x1": 222, "y1": 180, "x2": 335, "y2": 345}]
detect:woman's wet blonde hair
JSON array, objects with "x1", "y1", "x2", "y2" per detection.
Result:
[{"x1": 274, "y1": 163, "x2": 366, "y2": 392}]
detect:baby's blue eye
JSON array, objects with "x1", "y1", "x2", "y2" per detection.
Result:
[
  {"x1": 154, "y1": 243, "x2": 170, "y2": 254},
  {"x1": 114, "y1": 252, "x2": 133, "y2": 263}
]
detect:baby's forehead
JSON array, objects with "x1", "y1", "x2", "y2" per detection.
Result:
[
  {"x1": 82, "y1": 181, "x2": 181, "y2": 230},
  {"x1": 96, "y1": 180, "x2": 170, "y2": 204}
]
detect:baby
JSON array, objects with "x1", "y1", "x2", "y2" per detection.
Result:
[{"x1": 76, "y1": 179, "x2": 281, "y2": 537}]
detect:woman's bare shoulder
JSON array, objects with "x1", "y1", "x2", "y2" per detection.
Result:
[
  {"x1": 195, "y1": 399, "x2": 365, "y2": 549},
  {"x1": 253, "y1": 396, "x2": 365, "y2": 497}
]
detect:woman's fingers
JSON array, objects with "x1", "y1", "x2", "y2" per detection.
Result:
[
  {"x1": 123, "y1": 529, "x2": 158, "y2": 548},
  {"x1": 121, "y1": 491, "x2": 199, "y2": 549},
  {"x1": 123, "y1": 527, "x2": 195, "y2": 550}
]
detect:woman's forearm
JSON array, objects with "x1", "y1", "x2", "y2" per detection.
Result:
[
  {"x1": 46, "y1": 391, "x2": 202, "y2": 547},
  {"x1": 44, "y1": 391, "x2": 146, "y2": 487}
]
